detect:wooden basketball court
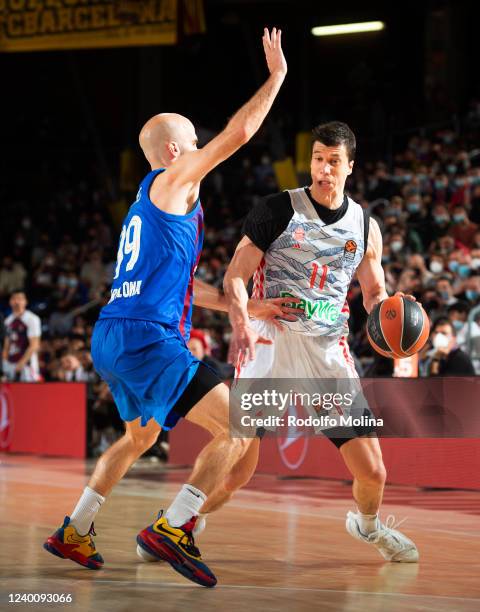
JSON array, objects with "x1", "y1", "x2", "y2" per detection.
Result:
[{"x1": 1, "y1": 454, "x2": 479, "y2": 611}]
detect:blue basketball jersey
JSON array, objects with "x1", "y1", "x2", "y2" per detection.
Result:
[{"x1": 100, "y1": 169, "x2": 204, "y2": 340}]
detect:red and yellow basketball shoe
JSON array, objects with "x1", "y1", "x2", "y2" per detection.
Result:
[
  {"x1": 136, "y1": 511, "x2": 217, "y2": 587},
  {"x1": 43, "y1": 516, "x2": 104, "y2": 570}
]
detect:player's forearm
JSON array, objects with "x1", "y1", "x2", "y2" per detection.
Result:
[
  {"x1": 224, "y1": 275, "x2": 250, "y2": 327},
  {"x1": 226, "y1": 71, "x2": 285, "y2": 143},
  {"x1": 363, "y1": 284, "x2": 388, "y2": 314},
  {"x1": 193, "y1": 279, "x2": 228, "y2": 313}
]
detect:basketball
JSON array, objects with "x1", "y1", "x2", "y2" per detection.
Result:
[{"x1": 367, "y1": 296, "x2": 430, "y2": 359}]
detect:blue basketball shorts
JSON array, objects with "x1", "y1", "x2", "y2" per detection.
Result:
[{"x1": 91, "y1": 318, "x2": 220, "y2": 429}]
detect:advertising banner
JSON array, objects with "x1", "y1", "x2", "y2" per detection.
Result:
[
  {"x1": 0, "y1": 382, "x2": 86, "y2": 457},
  {"x1": 0, "y1": 0, "x2": 177, "y2": 52}
]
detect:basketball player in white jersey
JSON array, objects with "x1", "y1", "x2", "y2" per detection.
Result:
[
  {"x1": 2, "y1": 290, "x2": 41, "y2": 382},
  {"x1": 203, "y1": 122, "x2": 419, "y2": 562}
]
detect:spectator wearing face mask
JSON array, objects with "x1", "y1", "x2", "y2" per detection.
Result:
[
  {"x1": 424, "y1": 317, "x2": 475, "y2": 376},
  {"x1": 430, "y1": 205, "x2": 451, "y2": 241},
  {"x1": 428, "y1": 254, "x2": 445, "y2": 277},
  {"x1": 408, "y1": 254, "x2": 434, "y2": 285},
  {"x1": 449, "y1": 205, "x2": 478, "y2": 248},
  {"x1": 449, "y1": 254, "x2": 473, "y2": 292},
  {"x1": 405, "y1": 195, "x2": 429, "y2": 250},
  {"x1": 388, "y1": 230, "x2": 408, "y2": 259},
  {"x1": 469, "y1": 248, "x2": 480, "y2": 273},
  {"x1": 456, "y1": 273, "x2": 480, "y2": 305},
  {"x1": 435, "y1": 276, "x2": 458, "y2": 307},
  {"x1": 447, "y1": 301, "x2": 480, "y2": 352}
]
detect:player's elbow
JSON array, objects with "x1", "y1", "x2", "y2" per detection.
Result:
[{"x1": 225, "y1": 123, "x2": 250, "y2": 148}]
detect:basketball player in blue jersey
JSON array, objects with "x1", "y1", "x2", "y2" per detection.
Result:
[
  {"x1": 195, "y1": 122, "x2": 420, "y2": 563},
  {"x1": 44, "y1": 28, "x2": 290, "y2": 587}
]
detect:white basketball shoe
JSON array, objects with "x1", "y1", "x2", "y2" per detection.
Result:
[{"x1": 346, "y1": 511, "x2": 419, "y2": 563}]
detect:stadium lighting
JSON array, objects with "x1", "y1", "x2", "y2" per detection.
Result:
[{"x1": 311, "y1": 21, "x2": 385, "y2": 37}]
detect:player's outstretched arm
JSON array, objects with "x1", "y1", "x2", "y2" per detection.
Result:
[
  {"x1": 193, "y1": 277, "x2": 298, "y2": 320},
  {"x1": 165, "y1": 28, "x2": 287, "y2": 187},
  {"x1": 356, "y1": 218, "x2": 389, "y2": 314}
]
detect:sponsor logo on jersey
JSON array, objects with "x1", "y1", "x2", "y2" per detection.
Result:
[
  {"x1": 280, "y1": 291, "x2": 340, "y2": 322},
  {"x1": 109, "y1": 280, "x2": 143, "y2": 303},
  {"x1": 343, "y1": 239, "x2": 357, "y2": 262}
]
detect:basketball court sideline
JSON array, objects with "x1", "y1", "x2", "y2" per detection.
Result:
[{"x1": 1, "y1": 455, "x2": 479, "y2": 612}]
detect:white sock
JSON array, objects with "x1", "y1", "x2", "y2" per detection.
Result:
[
  {"x1": 192, "y1": 513, "x2": 208, "y2": 537},
  {"x1": 357, "y1": 510, "x2": 379, "y2": 536},
  {"x1": 70, "y1": 486, "x2": 105, "y2": 536},
  {"x1": 165, "y1": 484, "x2": 207, "y2": 528}
]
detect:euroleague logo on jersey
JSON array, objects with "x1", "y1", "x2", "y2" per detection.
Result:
[
  {"x1": 343, "y1": 239, "x2": 357, "y2": 262},
  {"x1": 0, "y1": 387, "x2": 14, "y2": 450}
]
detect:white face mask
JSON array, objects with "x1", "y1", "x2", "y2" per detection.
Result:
[
  {"x1": 471, "y1": 258, "x2": 480, "y2": 270},
  {"x1": 429, "y1": 260, "x2": 443, "y2": 274},
  {"x1": 432, "y1": 332, "x2": 450, "y2": 349}
]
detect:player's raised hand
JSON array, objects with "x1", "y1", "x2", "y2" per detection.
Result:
[{"x1": 262, "y1": 27, "x2": 287, "y2": 77}]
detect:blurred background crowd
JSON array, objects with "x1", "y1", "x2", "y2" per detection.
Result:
[{"x1": 1, "y1": 102, "x2": 480, "y2": 392}]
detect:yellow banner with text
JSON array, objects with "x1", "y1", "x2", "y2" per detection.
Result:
[{"x1": 0, "y1": 0, "x2": 178, "y2": 52}]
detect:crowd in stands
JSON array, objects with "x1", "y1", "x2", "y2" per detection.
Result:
[{"x1": 2, "y1": 105, "x2": 480, "y2": 392}]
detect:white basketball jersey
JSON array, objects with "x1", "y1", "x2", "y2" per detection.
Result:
[{"x1": 252, "y1": 188, "x2": 366, "y2": 337}]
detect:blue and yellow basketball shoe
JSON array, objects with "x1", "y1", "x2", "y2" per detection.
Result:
[
  {"x1": 43, "y1": 516, "x2": 104, "y2": 570},
  {"x1": 136, "y1": 511, "x2": 217, "y2": 587}
]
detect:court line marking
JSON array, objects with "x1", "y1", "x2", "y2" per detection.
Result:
[
  {"x1": 3, "y1": 472, "x2": 480, "y2": 539},
  {"x1": 14, "y1": 577, "x2": 480, "y2": 601},
  {"x1": 112, "y1": 485, "x2": 480, "y2": 540}
]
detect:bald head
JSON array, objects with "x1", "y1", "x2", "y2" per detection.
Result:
[{"x1": 139, "y1": 113, "x2": 197, "y2": 168}]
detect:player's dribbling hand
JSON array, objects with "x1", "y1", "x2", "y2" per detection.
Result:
[
  {"x1": 228, "y1": 323, "x2": 272, "y2": 366},
  {"x1": 262, "y1": 27, "x2": 287, "y2": 76},
  {"x1": 394, "y1": 290, "x2": 420, "y2": 305},
  {"x1": 247, "y1": 296, "x2": 300, "y2": 330}
]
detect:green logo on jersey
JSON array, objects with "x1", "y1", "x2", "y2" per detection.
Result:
[{"x1": 280, "y1": 291, "x2": 340, "y2": 323}]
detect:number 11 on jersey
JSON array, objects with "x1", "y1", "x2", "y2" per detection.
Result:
[{"x1": 309, "y1": 262, "x2": 328, "y2": 290}]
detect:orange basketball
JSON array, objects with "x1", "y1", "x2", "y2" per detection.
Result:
[{"x1": 366, "y1": 296, "x2": 430, "y2": 359}]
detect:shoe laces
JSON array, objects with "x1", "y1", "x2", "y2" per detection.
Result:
[
  {"x1": 87, "y1": 523, "x2": 96, "y2": 552},
  {"x1": 178, "y1": 530, "x2": 200, "y2": 558},
  {"x1": 384, "y1": 514, "x2": 408, "y2": 530},
  {"x1": 156, "y1": 510, "x2": 201, "y2": 558},
  {"x1": 369, "y1": 514, "x2": 408, "y2": 547}
]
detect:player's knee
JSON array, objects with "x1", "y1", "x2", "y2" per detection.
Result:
[
  {"x1": 359, "y1": 462, "x2": 386, "y2": 486},
  {"x1": 125, "y1": 428, "x2": 159, "y2": 453}
]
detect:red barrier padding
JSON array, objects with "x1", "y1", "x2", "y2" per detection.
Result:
[
  {"x1": 169, "y1": 420, "x2": 480, "y2": 490},
  {"x1": 0, "y1": 383, "x2": 86, "y2": 458}
]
